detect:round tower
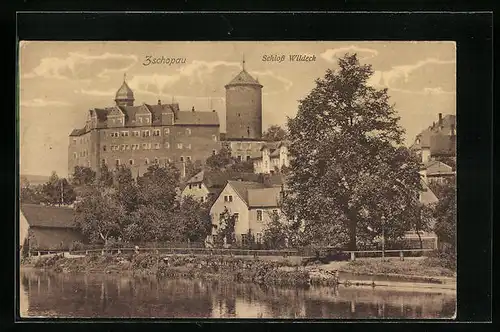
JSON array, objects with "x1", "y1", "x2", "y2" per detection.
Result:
[
  {"x1": 225, "y1": 59, "x2": 263, "y2": 139},
  {"x1": 115, "y1": 73, "x2": 135, "y2": 106}
]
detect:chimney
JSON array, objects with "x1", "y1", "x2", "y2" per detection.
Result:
[
  {"x1": 438, "y1": 113, "x2": 443, "y2": 125},
  {"x1": 192, "y1": 106, "x2": 195, "y2": 112},
  {"x1": 157, "y1": 99, "x2": 161, "y2": 105}
]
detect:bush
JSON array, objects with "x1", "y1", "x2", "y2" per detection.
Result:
[
  {"x1": 104, "y1": 237, "x2": 128, "y2": 249},
  {"x1": 424, "y1": 249, "x2": 456, "y2": 271}
]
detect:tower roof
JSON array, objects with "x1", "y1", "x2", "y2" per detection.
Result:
[
  {"x1": 226, "y1": 69, "x2": 262, "y2": 87},
  {"x1": 115, "y1": 75, "x2": 135, "y2": 101}
]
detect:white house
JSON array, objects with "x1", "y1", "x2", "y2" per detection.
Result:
[
  {"x1": 209, "y1": 180, "x2": 283, "y2": 245},
  {"x1": 253, "y1": 141, "x2": 290, "y2": 174}
]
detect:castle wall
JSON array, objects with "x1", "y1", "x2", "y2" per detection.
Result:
[{"x1": 225, "y1": 85, "x2": 262, "y2": 140}]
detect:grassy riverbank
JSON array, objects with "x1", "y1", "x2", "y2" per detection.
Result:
[{"x1": 22, "y1": 253, "x2": 313, "y2": 287}]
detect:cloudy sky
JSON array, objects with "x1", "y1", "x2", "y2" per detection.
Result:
[{"x1": 19, "y1": 41, "x2": 455, "y2": 177}]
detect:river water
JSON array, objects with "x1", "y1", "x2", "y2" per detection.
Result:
[{"x1": 19, "y1": 268, "x2": 456, "y2": 319}]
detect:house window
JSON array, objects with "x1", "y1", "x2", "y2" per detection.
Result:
[
  {"x1": 224, "y1": 195, "x2": 228, "y2": 202},
  {"x1": 142, "y1": 143, "x2": 148, "y2": 149},
  {"x1": 234, "y1": 213, "x2": 239, "y2": 222},
  {"x1": 164, "y1": 128, "x2": 170, "y2": 135},
  {"x1": 228, "y1": 195, "x2": 233, "y2": 202},
  {"x1": 142, "y1": 130, "x2": 151, "y2": 137},
  {"x1": 154, "y1": 143, "x2": 161, "y2": 150},
  {"x1": 145, "y1": 158, "x2": 149, "y2": 165},
  {"x1": 133, "y1": 131, "x2": 140, "y2": 137},
  {"x1": 115, "y1": 159, "x2": 120, "y2": 166},
  {"x1": 153, "y1": 129, "x2": 161, "y2": 136},
  {"x1": 189, "y1": 184, "x2": 192, "y2": 189},
  {"x1": 101, "y1": 158, "x2": 106, "y2": 165},
  {"x1": 246, "y1": 155, "x2": 251, "y2": 161},
  {"x1": 103, "y1": 145, "x2": 107, "y2": 152},
  {"x1": 177, "y1": 143, "x2": 183, "y2": 149},
  {"x1": 145, "y1": 117, "x2": 150, "y2": 123},
  {"x1": 164, "y1": 142, "x2": 170, "y2": 149},
  {"x1": 212, "y1": 149, "x2": 217, "y2": 155},
  {"x1": 129, "y1": 159, "x2": 134, "y2": 165},
  {"x1": 212, "y1": 135, "x2": 217, "y2": 142},
  {"x1": 198, "y1": 184, "x2": 202, "y2": 189},
  {"x1": 180, "y1": 156, "x2": 184, "y2": 162},
  {"x1": 186, "y1": 128, "x2": 191, "y2": 135},
  {"x1": 257, "y1": 210, "x2": 263, "y2": 221},
  {"x1": 121, "y1": 131, "x2": 129, "y2": 137},
  {"x1": 72, "y1": 138, "x2": 77, "y2": 144},
  {"x1": 237, "y1": 155, "x2": 242, "y2": 161},
  {"x1": 121, "y1": 144, "x2": 127, "y2": 151},
  {"x1": 186, "y1": 143, "x2": 191, "y2": 150},
  {"x1": 154, "y1": 158, "x2": 159, "y2": 164},
  {"x1": 131, "y1": 144, "x2": 139, "y2": 150},
  {"x1": 241, "y1": 233, "x2": 248, "y2": 246},
  {"x1": 139, "y1": 117, "x2": 143, "y2": 123},
  {"x1": 186, "y1": 156, "x2": 191, "y2": 162}
]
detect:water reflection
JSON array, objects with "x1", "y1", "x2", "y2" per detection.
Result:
[{"x1": 20, "y1": 268, "x2": 455, "y2": 319}]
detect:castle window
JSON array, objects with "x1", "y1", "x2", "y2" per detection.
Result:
[
  {"x1": 154, "y1": 157, "x2": 159, "y2": 164},
  {"x1": 234, "y1": 212, "x2": 239, "y2": 223},
  {"x1": 129, "y1": 159, "x2": 134, "y2": 165},
  {"x1": 103, "y1": 145, "x2": 107, "y2": 152},
  {"x1": 186, "y1": 143, "x2": 191, "y2": 150},
  {"x1": 164, "y1": 128, "x2": 170, "y2": 135},
  {"x1": 212, "y1": 150, "x2": 217, "y2": 155},
  {"x1": 145, "y1": 158, "x2": 149, "y2": 165},
  {"x1": 186, "y1": 128, "x2": 191, "y2": 136},
  {"x1": 131, "y1": 144, "x2": 139, "y2": 150},
  {"x1": 133, "y1": 131, "x2": 140, "y2": 137},
  {"x1": 121, "y1": 144, "x2": 127, "y2": 151},
  {"x1": 153, "y1": 129, "x2": 161, "y2": 136},
  {"x1": 164, "y1": 142, "x2": 170, "y2": 149},
  {"x1": 115, "y1": 159, "x2": 120, "y2": 166},
  {"x1": 186, "y1": 156, "x2": 191, "y2": 162},
  {"x1": 142, "y1": 130, "x2": 151, "y2": 137},
  {"x1": 246, "y1": 155, "x2": 251, "y2": 161},
  {"x1": 180, "y1": 156, "x2": 184, "y2": 162},
  {"x1": 121, "y1": 131, "x2": 129, "y2": 137},
  {"x1": 72, "y1": 139, "x2": 77, "y2": 144},
  {"x1": 212, "y1": 135, "x2": 217, "y2": 142},
  {"x1": 142, "y1": 143, "x2": 148, "y2": 149},
  {"x1": 154, "y1": 143, "x2": 161, "y2": 150},
  {"x1": 177, "y1": 143, "x2": 183, "y2": 149},
  {"x1": 101, "y1": 158, "x2": 106, "y2": 165}
]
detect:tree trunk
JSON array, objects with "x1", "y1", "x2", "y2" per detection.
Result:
[
  {"x1": 348, "y1": 218, "x2": 357, "y2": 251},
  {"x1": 417, "y1": 231, "x2": 423, "y2": 250}
]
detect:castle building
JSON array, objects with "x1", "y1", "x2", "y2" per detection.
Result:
[
  {"x1": 223, "y1": 59, "x2": 267, "y2": 161},
  {"x1": 68, "y1": 75, "x2": 221, "y2": 178}
]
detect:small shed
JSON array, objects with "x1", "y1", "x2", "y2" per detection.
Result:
[{"x1": 20, "y1": 204, "x2": 85, "y2": 251}]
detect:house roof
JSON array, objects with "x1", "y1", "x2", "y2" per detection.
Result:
[
  {"x1": 247, "y1": 187, "x2": 282, "y2": 208},
  {"x1": 226, "y1": 69, "x2": 262, "y2": 87},
  {"x1": 69, "y1": 128, "x2": 86, "y2": 136},
  {"x1": 419, "y1": 180, "x2": 439, "y2": 205},
  {"x1": 411, "y1": 114, "x2": 456, "y2": 151},
  {"x1": 175, "y1": 110, "x2": 219, "y2": 126},
  {"x1": 115, "y1": 81, "x2": 134, "y2": 100},
  {"x1": 20, "y1": 204, "x2": 77, "y2": 229},
  {"x1": 422, "y1": 160, "x2": 454, "y2": 175},
  {"x1": 186, "y1": 170, "x2": 260, "y2": 187},
  {"x1": 227, "y1": 180, "x2": 267, "y2": 205}
]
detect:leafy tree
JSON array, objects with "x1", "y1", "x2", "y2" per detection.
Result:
[
  {"x1": 263, "y1": 124, "x2": 288, "y2": 142},
  {"x1": 178, "y1": 196, "x2": 212, "y2": 242},
  {"x1": 40, "y1": 172, "x2": 76, "y2": 206},
  {"x1": 185, "y1": 160, "x2": 203, "y2": 180},
  {"x1": 285, "y1": 53, "x2": 422, "y2": 250},
  {"x1": 124, "y1": 205, "x2": 172, "y2": 242},
  {"x1": 213, "y1": 207, "x2": 237, "y2": 247},
  {"x1": 98, "y1": 163, "x2": 114, "y2": 187},
  {"x1": 20, "y1": 179, "x2": 44, "y2": 204},
  {"x1": 71, "y1": 166, "x2": 96, "y2": 187},
  {"x1": 429, "y1": 178, "x2": 456, "y2": 250},
  {"x1": 137, "y1": 164, "x2": 180, "y2": 212},
  {"x1": 74, "y1": 186, "x2": 127, "y2": 245},
  {"x1": 206, "y1": 142, "x2": 234, "y2": 171},
  {"x1": 262, "y1": 211, "x2": 289, "y2": 249}
]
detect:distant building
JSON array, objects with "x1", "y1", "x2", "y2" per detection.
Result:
[
  {"x1": 209, "y1": 180, "x2": 284, "y2": 246},
  {"x1": 68, "y1": 75, "x2": 221, "y2": 178},
  {"x1": 419, "y1": 160, "x2": 455, "y2": 184},
  {"x1": 20, "y1": 204, "x2": 84, "y2": 252},
  {"x1": 410, "y1": 113, "x2": 456, "y2": 164},
  {"x1": 252, "y1": 141, "x2": 290, "y2": 174}
]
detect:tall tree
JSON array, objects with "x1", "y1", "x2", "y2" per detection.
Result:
[
  {"x1": 71, "y1": 166, "x2": 96, "y2": 187},
  {"x1": 429, "y1": 178, "x2": 456, "y2": 250},
  {"x1": 40, "y1": 172, "x2": 76, "y2": 206},
  {"x1": 205, "y1": 142, "x2": 234, "y2": 171},
  {"x1": 285, "y1": 53, "x2": 422, "y2": 250},
  {"x1": 137, "y1": 164, "x2": 180, "y2": 212},
  {"x1": 263, "y1": 124, "x2": 287, "y2": 142}
]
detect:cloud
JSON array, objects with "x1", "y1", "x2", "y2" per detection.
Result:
[
  {"x1": 320, "y1": 46, "x2": 379, "y2": 63},
  {"x1": 368, "y1": 58, "x2": 455, "y2": 95},
  {"x1": 23, "y1": 52, "x2": 138, "y2": 80},
  {"x1": 251, "y1": 70, "x2": 293, "y2": 95},
  {"x1": 20, "y1": 98, "x2": 71, "y2": 107}
]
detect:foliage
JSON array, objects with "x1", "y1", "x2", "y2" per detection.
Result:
[
  {"x1": 38, "y1": 172, "x2": 77, "y2": 206},
  {"x1": 69, "y1": 241, "x2": 85, "y2": 252},
  {"x1": 205, "y1": 142, "x2": 234, "y2": 171},
  {"x1": 98, "y1": 163, "x2": 114, "y2": 187},
  {"x1": 20, "y1": 180, "x2": 44, "y2": 204},
  {"x1": 185, "y1": 160, "x2": 203, "y2": 180},
  {"x1": 71, "y1": 166, "x2": 96, "y2": 187},
  {"x1": 263, "y1": 124, "x2": 288, "y2": 142},
  {"x1": 178, "y1": 196, "x2": 212, "y2": 242},
  {"x1": 262, "y1": 211, "x2": 289, "y2": 249},
  {"x1": 423, "y1": 248, "x2": 456, "y2": 272},
  {"x1": 213, "y1": 207, "x2": 237, "y2": 247},
  {"x1": 428, "y1": 178, "x2": 456, "y2": 249},
  {"x1": 284, "y1": 53, "x2": 422, "y2": 250},
  {"x1": 228, "y1": 159, "x2": 254, "y2": 173}
]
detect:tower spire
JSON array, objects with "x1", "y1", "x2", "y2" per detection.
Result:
[
  {"x1": 242, "y1": 54, "x2": 245, "y2": 71},
  {"x1": 123, "y1": 72, "x2": 127, "y2": 82}
]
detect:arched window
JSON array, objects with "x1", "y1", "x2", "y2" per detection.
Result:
[{"x1": 129, "y1": 159, "x2": 134, "y2": 165}]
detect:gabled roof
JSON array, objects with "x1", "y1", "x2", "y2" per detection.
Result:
[
  {"x1": 227, "y1": 180, "x2": 267, "y2": 205},
  {"x1": 226, "y1": 69, "x2": 262, "y2": 87},
  {"x1": 20, "y1": 204, "x2": 77, "y2": 229},
  {"x1": 412, "y1": 114, "x2": 456, "y2": 150},
  {"x1": 422, "y1": 160, "x2": 454, "y2": 174},
  {"x1": 175, "y1": 110, "x2": 219, "y2": 126},
  {"x1": 419, "y1": 180, "x2": 439, "y2": 205},
  {"x1": 247, "y1": 187, "x2": 282, "y2": 208},
  {"x1": 69, "y1": 128, "x2": 86, "y2": 136}
]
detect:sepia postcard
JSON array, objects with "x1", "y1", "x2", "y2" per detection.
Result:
[{"x1": 18, "y1": 41, "x2": 457, "y2": 319}]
